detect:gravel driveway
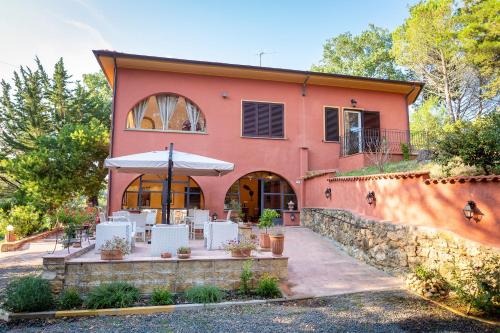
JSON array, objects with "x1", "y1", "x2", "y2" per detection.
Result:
[{"x1": 1, "y1": 290, "x2": 496, "y2": 333}]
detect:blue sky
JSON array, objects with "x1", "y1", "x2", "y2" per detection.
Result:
[{"x1": 0, "y1": 0, "x2": 417, "y2": 82}]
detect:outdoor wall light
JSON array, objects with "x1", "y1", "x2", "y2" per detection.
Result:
[
  {"x1": 463, "y1": 200, "x2": 484, "y2": 223},
  {"x1": 290, "y1": 213, "x2": 296, "y2": 222},
  {"x1": 221, "y1": 91, "x2": 229, "y2": 99},
  {"x1": 366, "y1": 191, "x2": 376, "y2": 205},
  {"x1": 351, "y1": 99, "x2": 357, "y2": 107},
  {"x1": 325, "y1": 188, "x2": 332, "y2": 199},
  {"x1": 212, "y1": 212, "x2": 218, "y2": 221}
]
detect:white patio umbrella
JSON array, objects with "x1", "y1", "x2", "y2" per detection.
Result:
[{"x1": 105, "y1": 143, "x2": 234, "y2": 224}]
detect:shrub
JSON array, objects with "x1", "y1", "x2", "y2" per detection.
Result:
[
  {"x1": 85, "y1": 282, "x2": 139, "y2": 309},
  {"x1": 4, "y1": 276, "x2": 54, "y2": 312},
  {"x1": 401, "y1": 143, "x2": 410, "y2": 161},
  {"x1": 2, "y1": 205, "x2": 45, "y2": 238},
  {"x1": 450, "y1": 256, "x2": 499, "y2": 315},
  {"x1": 240, "y1": 260, "x2": 253, "y2": 294},
  {"x1": 258, "y1": 209, "x2": 280, "y2": 233},
  {"x1": 150, "y1": 288, "x2": 174, "y2": 306},
  {"x1": 435, "y1": 112, "x2": 500, "y2": 175},
  {"x1": 185, "y1": 285, "x2": 223, "y2": 304},
  {"x1": 256, "y1": 273, "x2": 281, "y2": 298},
  {"x1": 414, "y1": 265, "x2": 435, "y2": 280},
  {"x1": 57, "y1": 288, "x2": 83, "y2": 310}
]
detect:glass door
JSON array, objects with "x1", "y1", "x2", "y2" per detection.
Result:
[
  {"x1": 260, "y1": 178, "x2": 285, "y2": 225},
  {"x1": 344, "y1": 110, "x2": 362, "y2": 155}
]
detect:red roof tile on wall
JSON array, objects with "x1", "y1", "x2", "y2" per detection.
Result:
[
  {"x1": 327, "y1": 171, "x2": 431, "y2": 182},
  {"x1": 424, "y1": 175, "x2": 500, "y2": 185}
]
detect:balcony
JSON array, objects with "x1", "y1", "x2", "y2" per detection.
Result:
[{"x1": 340, "y1": 128, "x2": 427, "y2": 157}]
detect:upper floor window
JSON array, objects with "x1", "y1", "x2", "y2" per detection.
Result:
[
  {"x1": 324, "y1": 107, "x2": 339, "y2": 142},
  {"x1": 126, "y1": 94, "x2": 206, "y2": 133},
  {"x1": 242, "y1": 101, "x2": 284, "y2": 138}
]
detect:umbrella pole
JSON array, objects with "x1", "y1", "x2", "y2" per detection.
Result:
[{"x1": 165, "y1": 142, "x2": 174, "y2": 224}]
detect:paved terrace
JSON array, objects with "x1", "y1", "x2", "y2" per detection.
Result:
[{"x1": 1, "y1": 227, "x2": 401, "y2": 297}]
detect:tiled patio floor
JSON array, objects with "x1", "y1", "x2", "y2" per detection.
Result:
[{"x1": 284, "y1": 227, "x2": 402, "y2": 297}]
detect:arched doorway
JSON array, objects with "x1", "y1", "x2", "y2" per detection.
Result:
[
  {"x1": 122, "y1": 174, "x2": 204, "y2": 223},
  {"x1": 224, "y1": 171, "x2": 297, "y2": 222}
]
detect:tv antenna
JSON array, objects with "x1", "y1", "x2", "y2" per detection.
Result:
[{"x1": 255, "y1": 51, "x2": 276, "y2": 67}]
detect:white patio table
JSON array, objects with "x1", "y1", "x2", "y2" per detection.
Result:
[
  {"x1": 95, "y1": 223, "x2": 132, "y2": 253},
  {"x1": 205, "y1": 221, "x2": 238, "y2": 250},
  {"x1": 150, "y1": 224, "x2": 189, "y2": 256}
]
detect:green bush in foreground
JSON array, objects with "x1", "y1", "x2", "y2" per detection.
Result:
[
  {"x1": 185, "y1": 285, "x2": 224, "y2": 304},
  {"x1": 4, "y1": 276, "x2": 54, "y2": 312},
  {"x1": 57, "y1": 287, "x2": 83, "y2": 310},
  {"x1": 150, "y1": 288, "x2": 174, "y2": 306},
  {"x1": 85, "y1": 282, "x2": 139, "y2": 309},
  {"x1": 256, "y1": 273, "x2": 281, "y2": 298}
]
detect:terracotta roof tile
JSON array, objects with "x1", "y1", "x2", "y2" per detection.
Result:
[
  {"x1": 424, "y1": 175, "x2": 500, "y2": 185},
  {"x1": 327, "y1": 171, "x2": 430, "y2": 182},
  {"x1": 302, "y1": 169, "x2": 337, "y2": 180}
]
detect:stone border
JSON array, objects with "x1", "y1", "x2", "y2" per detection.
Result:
[{"x1": 1, "y1": 228, "x2": 62, "y2": 252}]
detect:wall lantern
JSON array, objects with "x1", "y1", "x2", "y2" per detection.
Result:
[
  {"x1": 290, "y1": 213, "x2": 296, "y2": 222},
  {"x1": 212, "y1": 212, "x2": 218, "y2": 221},
  {"x1": 351, "y1": 99, "x2": 357, "y2": 108},
  {"x1": 463, "y1": 200, "x2": 484, "y2": 223},
  {"x1": 221, "y1": 91, "x2": 229, "y2": 99},
  {"x1": 287, "y1": 200, "x2": 295, "y2": 211},
  {"x1": 366, "y1": 191, "x2": 376, "y2": 205},
  {"x1": 324, "y1": 188, "x2": 332, "y2": 199}
]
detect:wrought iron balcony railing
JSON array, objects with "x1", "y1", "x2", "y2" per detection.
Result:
[{"x1": 340, "y1": 128, "x2": 428, "y2": 157}]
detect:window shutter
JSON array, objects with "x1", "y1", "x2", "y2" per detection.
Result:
[
  {"x1": 257, "y1": 103, "x2": 270, "y2": 136},
  {"x1": 363, "y1": 111, "x2": 380, "y2": 130},
  {"x1": 242, "y1": 102, "x2": 257, "y2": 136},
  {"x1": 270, "y1": 103, "x2": 284, "y2": 138},
  {"x1": 324, "y1": 107, "x2": 339, "y2": 141}
]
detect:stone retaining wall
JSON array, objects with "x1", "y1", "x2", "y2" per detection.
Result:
[
  {"x1": 64, "y1": 257, "x2": 288, "y2": 294},
  {"x1": 1, "y1": 228, "x2": 62, "y2": 252},
  {"x1": 301, "y1": 208, "x2": 499, "y2": 276}
]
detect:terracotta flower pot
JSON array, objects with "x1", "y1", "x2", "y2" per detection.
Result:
[
  {"x1": 270, "y1": 234, "x2": 285, "y2": 256},
  {"x1": 161, "y1": 252, "x2": 172, "y2": 259},
  {"x1": 231, "y1": 248, "x2": 252, "y2": 258},
  {"x1": 177, "y1": 249, "x2": 191, "y2": 259},
  {"x1": 100, "y1": 249, "x2": 123, "y2": 260},
  {"x1": 259, "y1": 233, "x2": 270, "y2": 249}
]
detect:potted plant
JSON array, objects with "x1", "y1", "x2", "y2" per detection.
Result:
[
  {"x1": 269, "y1": 227, "x2": 285, "y2": 256},
  {"x1": 100, "y1": 236, "x2": 130, "y2": 260},
  {"x1": 177, "y1": 246, "x2": 191, "y2": 259},
  {"x1": 258, "y1": 209, "x2": 280, "y2": 250},
  {"x1": 223, "y1": 239, "x2": 257, "y2": 258}
]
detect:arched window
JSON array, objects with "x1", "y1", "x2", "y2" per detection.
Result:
[{"x1": 126, "y1": 94, "x2": 206, "y2": 132}]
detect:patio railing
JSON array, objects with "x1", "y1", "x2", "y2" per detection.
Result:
[{"x1": 340, "y1": 128, "x2": 428, "y2": 156}]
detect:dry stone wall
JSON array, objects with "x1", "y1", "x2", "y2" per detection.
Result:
[{"x1": 301, "y1": 208, "x2": 499, "y2": 277}]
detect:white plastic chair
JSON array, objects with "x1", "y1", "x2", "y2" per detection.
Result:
[
  {"x1": 150, "y1": 224, "x2": 189, "y2": 256},
  {"x1": 98, "y1": 212, "x2": 107, "y2": 223},
  {"x1": 191, "y1": 209, "x2": 209, "y2": 239},
  {"x1": 205, "y1": 221, "x2": 239, "y2": 250},
  {"x1": 144, "y1": 209, "x2": 157, "y2": 236},
  {"x1": 128, "y1": 212, "x2": 148, "y2": 242}
]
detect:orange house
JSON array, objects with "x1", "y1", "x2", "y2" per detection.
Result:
[{"x1": 94, "y1": 50, "x2": 423, "y2": 223}]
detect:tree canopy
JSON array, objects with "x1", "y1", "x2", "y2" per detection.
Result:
[
  {"x1": 312, "y1": 24, "x2": 410, "y2": 81},
  {"x1": 0, "y1": 58, "x2": 111, "y2": 210}
]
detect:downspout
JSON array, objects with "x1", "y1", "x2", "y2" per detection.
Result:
[
  {"x1": 106, "y1": 57, "x2": 118, "y2": 216},
  {"x1": 299, "y1": 75, "x2": 310, "y2": 214},
  {"x1": 405, "y1": 84, "x2": 417, "y2": 151}
]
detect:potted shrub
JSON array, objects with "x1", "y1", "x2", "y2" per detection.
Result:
[
  {"x1": 258, "y1": 209, "x2": 280, "y2": 250},
  {"x1": 100, "y1": 236, "x2": 130, "y2": 260},
  {"x1": 177, "y1": 246, "x2": 191, "y2": 259},
  {"x1": 269, "y1": 227, "x2": 285, "y2": 256},
  {"x1": 223, "y1": 239, "x2": 257, "y2": 258}
]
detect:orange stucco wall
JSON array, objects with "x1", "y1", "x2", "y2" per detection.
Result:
[
  {"x1": 303, "y1": 175, "x2": 500, "y2": 247},
  {"x1": 109, "y1": 68, "x2": 409, "y2": 217}
]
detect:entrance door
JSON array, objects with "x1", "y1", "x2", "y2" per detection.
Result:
[
  {"x1": 260, "y1": 178, "x2": 296, "y2": 225},
  {"x1": 344, "y1": 110, "x2": 362, "y2": 155}
]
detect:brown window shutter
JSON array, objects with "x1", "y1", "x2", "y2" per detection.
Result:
[
  {"x1": 257, "y1": 103, "x2": 270, "y2": 136},
  {"x1": 242, "y1": 101, "x2": 258, "y2": 136},
  {"x1": 270, "y1": 103, "x2": 284, "y2": 138},
  {"x1": 363, "y1": 111, "x2": 380, "y2": 130},
  {"x1": 324, "y1": 107, "x2": 339, "y2": 141}
]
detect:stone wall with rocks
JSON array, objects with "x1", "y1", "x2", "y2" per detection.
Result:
[
  {"x1": 63, "y1": 257, "x2": 288, "y2": 295},
  {"x1": 301, "y1": 208, "x2": 499, "y2": 277}
]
